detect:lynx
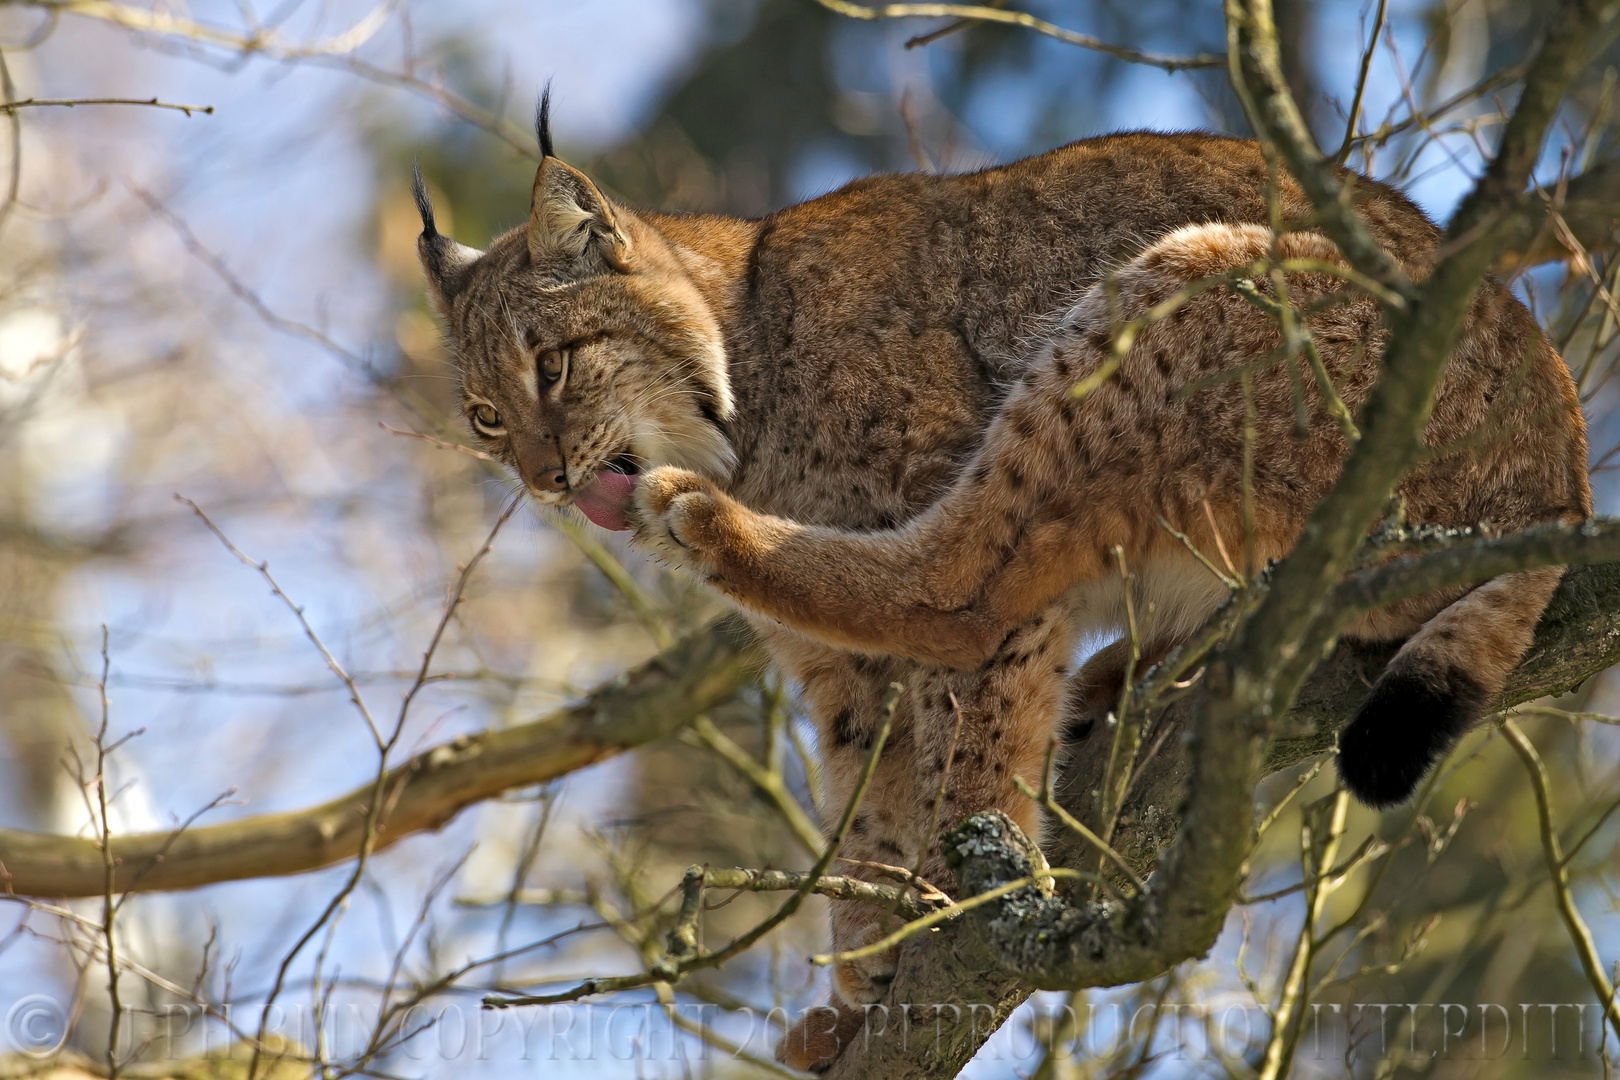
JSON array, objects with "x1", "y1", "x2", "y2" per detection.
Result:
[{"x1": 415, "y1": 101, "x2": 1589, "y2": 1072}]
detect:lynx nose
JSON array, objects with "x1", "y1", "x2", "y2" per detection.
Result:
[
  {"x1": 515, "y1": 439, "x2": 569, "y2": 492},
  {"x1": 530, "y1": 466, "x2": 568, "y2": 492}
]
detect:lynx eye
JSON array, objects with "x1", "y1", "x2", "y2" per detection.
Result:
[
  {"x1": 470, "y1": 404, "x2": 502, "y2": 433},
  {"x1": 539, "y1": 348, "x2": 567, "y2": 383}
]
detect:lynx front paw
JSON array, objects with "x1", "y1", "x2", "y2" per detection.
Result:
[
  {"x1": 630, "y1": 466, "x2": 796, "y2": 595},
  {"x1": 628, "y1": 466, "x2": 726, "y2": 575}
]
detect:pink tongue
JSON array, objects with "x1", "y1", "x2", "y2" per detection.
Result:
[{"x1": 572, "y1": 471, "x2": 637, "y2": 532}]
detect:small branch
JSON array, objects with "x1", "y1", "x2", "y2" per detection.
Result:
[
  {"x1": 1098, "y1": 547, "x2": 1146, "y2": 840},
  {"x1": 700, "y1": 867, "x2": 942, "y2": 921},
  {"x1": 1257, "y1": 790, "x2": 1349, "y2": 1080},
  {"x1": 0, "y1": 96, "x2": 213, "y2": 115},
  {"x1": 902, "y1": 0, "x2": 1006, "y2": 49},
  {"x1": 394, "y1": 494, "x2": 521, "y2": 742},
  {"x1": 1013, "y1": 776, "x2": 1143, "y2": 895},
  {"x1": 690, "y1": 714, "x2": 825, "y2": 859},
  {"x1": 485, "y1": 683, "x2": 904, "y2": 1010},
  {"x1": 1331, "y1": 0, "x2": 1388, "y2": 165},
  {"x1": 811, "y1": 869, "x2": 1084, "y2": 967},
  {"x1": 1500, "y1": 719, "x2": 1620, "y2": 1043},
  {"x1": 1238, "y1": 833, "x2": 1385, "y2": 905},
  {"x1": 653, "y1": 980, "x2": 806, "y2": 1080},
  {"x1": 1227, "y1": 275, "x2": 1360, "y2": 441},
  {"x1": 1157, "y1": 515, "x2": 1241, "y2": 590},
  {"x1": 92, "y1": 628, "x2": 123, "y2": 1080},
  {"x1": 811, "y1": 0, "x2": 1225, "y2": 72},
  {"x1": 0, "y1": 47, "x2": 22, "y2": 238},
  {"x1": 177, "y1": 494, "x2": 386, "y2": 747},
  {"x1": 1252, "y1": 759, "x2": 1324, "y2": 840},
  {"x1": 543, "y1": 509, "x2": 673, "y2": 648},
  {"x1": 378, "y1": 422, "x2": 496, "y2": 462}
]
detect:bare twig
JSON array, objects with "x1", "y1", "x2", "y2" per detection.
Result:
[
  {"x1": 378, "y1": 422, "x2": 496, "y2": 462},
  {"x1": 177, "y1": 494, "x2": 386, "y2": 746},
  {"x1": 1013, "y1": 775, "x2": 1143, "y2": 896},
  {"x1": 0, "y1": 47, "x2": 21, "y2": 237},
  {"x1": 485, "y1": 683, "x2": 903, "y2": 1008},
  {"x1": 690, "y1": 714, "x2": 825, "y2": 858},
  {"x1": 811, "y1": 0, "x2": 1224, "y2": 72},
  {"x1": 92, "y1": 627, "x2": 123, "y2": 1080},
  {"x1": 0, "y1": 96, "x2": 213, "y2": 114},
  {"x1": 812, "y1": 867, "x2": 1086, "y2": 966},
  {"x1": 902, "y1": 0, "x2": 1006, "y2": 48},
  {"x1": 1332, "y1": 0, "x2": 1388, "y2": 165},
  {"x1": 1501, "y1": 719, "x2": 1620, "y2": 1043}
]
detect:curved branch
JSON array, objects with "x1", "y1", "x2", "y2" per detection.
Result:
[{"x1": 0, "y1": 621, "x2": 761, "y2": 898}]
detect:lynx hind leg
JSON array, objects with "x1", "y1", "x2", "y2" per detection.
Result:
[
  {"x1": 1338, "y1": 567, "x2": 1564, "y2": 807},
  {"x1": 776, "y1": 609, "x2": 1076, "y2": 1066}
]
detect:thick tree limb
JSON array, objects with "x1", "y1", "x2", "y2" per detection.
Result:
[
  {"x1": 825, "y1": 556, "x2": 1620, "y2": 1079},
  {"x1": 0, "y1": 621, "x2": 761, "y2": 898}
]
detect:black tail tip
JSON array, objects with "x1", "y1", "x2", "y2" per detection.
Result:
[{"x1": 1336, "y1": 665, "x2": 1489, "y2": 808}]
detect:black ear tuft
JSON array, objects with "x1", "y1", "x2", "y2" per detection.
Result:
[
  {"x1": 536, "y1": 81, "x2": 554, "y2": 159},
  {"x1": 411, "y1": 160, "x2": 437, "y2": 237}
]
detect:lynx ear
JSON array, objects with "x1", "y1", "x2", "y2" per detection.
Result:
[
  {"x1": 528, "y1": 158, "x2": 632, "y2": 274},
  {"x1": 412, "y1": 164, "x2": 483, "y2": 314}
]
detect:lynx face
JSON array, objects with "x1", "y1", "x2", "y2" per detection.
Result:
[{"x1": 413, "y1": 155, "x2": 734, "y2": 527}]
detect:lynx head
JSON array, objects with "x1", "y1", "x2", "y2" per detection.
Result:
[{"x1": 414, "y1": 93, "x2": 734, "y2": 529}]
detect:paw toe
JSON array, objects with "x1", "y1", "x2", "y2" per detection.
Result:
[{"x1": 636, "y1": 466, "x2": 713, "y2": 517}]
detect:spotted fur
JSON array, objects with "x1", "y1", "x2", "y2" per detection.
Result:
[{"x1": 417, "y1": 130, "x2": 1589, "y2": 1073}]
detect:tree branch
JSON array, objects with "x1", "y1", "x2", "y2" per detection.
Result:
[
  {"x1": 826, "y1": 558, "x2": 1620, "y2": 1079},
  {"x1": 0, "y1": 96, "x2": 213, "y2": 115},
  {"x1": 0, "y1": 620, "x2": 761, "y2": 897},
  {"x1": 1493, "y1": 157, "x2": 1620, "y2": 270},
  {"x1": 811, "y1": 0, "x2": 1224, "y2": 72}
]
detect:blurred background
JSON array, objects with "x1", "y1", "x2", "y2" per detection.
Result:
[{"x1": 1, "y1": 1, "x2": 1619, "y2": 1076}]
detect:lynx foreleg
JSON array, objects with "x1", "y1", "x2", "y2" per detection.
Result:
[
  {"x1": 631, "y1": 224, "x2": 1344, "y2": 668},
  {"x1": 632, "y1": 365, "x2": 1117, "y2": 667}
]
